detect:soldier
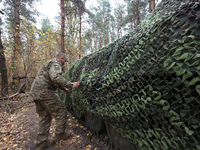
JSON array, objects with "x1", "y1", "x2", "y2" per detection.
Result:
[{"x1": 30, "y1": 52, "x2": 80, "y2": 150}]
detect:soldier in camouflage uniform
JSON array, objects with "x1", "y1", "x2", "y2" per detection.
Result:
[{"x1": 30, "y1": 52, "x2": 80, "y2": 150}]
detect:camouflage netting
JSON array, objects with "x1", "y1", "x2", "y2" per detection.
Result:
[{"x1": 60, "y1": 1, "x2": 200, "y2": 149}]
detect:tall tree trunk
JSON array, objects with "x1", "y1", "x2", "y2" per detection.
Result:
[
  {"x1": 149, "y1": 0, "x2": 156, "y2": 12},
  {"x1": 136, "y1": 0, "x2": 140, "y2": 26},
  {"x1": 111, "y1": 24, "x2": 115, "y2": 41},
  {"x1": 12, "y1": 0, "x2": 20, "y2": 77},
  {"x1": 133, "y1": 17, "x2": 136, "y2": 29},
  {"x1": 99, "y1": 35, "x2": 102, "y2": 49},
  {"x1": 104, "y1": 19, "x2": 109, "y2": 46},
  {"x1": 152, "y1": 0, "x2": 156, "y2": 10},
  {"x1": 104, "y1": 30, "x2": 109, "y2": 46},
  {"x1": 92, "y1": 21, "x2": 94, "y2": 52},
  {"x1": 0, "y1": 30, "x2": 8, "y2": 97},
  {"x1": 149, "y1": 0, "x2": 152, "y2": 12},
  {"x1": 117, "y1": 26, "x2": 120, "y2": 39},
  {"x1": 79, "y1": 14, "x2": 82, "y2": 59},
  {"x1": 61, "y1": 0, "x2": 65, "y2": 53}
]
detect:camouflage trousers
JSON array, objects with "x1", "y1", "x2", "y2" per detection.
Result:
[{"x1": 34, "y1": 92, "x2": 67, "y2": 146}]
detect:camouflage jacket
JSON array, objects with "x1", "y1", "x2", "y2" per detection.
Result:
[{"x1": 30, "y1": 58, "x2": 73, "y2": 100}]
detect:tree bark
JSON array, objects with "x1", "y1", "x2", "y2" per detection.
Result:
[
  {"x1": 0, "y1": 30, "x2": 8, "y2": 97},
  {"x1": 61, "y1": 0, "x2": 65, "y2": 53},
  {"x1": 152, "y1": 0, "x2": 156, "y2": 10},
  {"x1": 79, "y1": 14, "x2": 82, "y2": 59},
  {"x1": 12, "y1": 0, "x2": 20, "y2": 77},
  {"x1": 149, "y1": 0, "x2": 156, "y2": 12},
  {"x1": 136, "y1": 0, "x2": 140, "y2": 26},
  {"x1": 149, "y1": 0, "x2": 152, "y2": 12},
  {"x1": 133, "y1": 17, "x2": 136, "y2": 29},
  {"x1": 99, "y1": 35, "x2": 102, "y2": 49}
]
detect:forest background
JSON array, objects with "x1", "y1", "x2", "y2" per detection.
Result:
[{"x1": 0, "y1": 0, "x2": 158, "y2": 98}]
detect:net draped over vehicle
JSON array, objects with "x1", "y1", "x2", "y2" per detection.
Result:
[{"x1": 60, "y1": 1, "x2": 200, "y2": 149}]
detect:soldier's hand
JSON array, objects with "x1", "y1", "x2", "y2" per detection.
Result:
[
  {"x1": 72, "y1": 82, "x2": 80, "y2": 88},
  {"x1": 64, "y1": 88, "x2": 70, "y2": 93}
]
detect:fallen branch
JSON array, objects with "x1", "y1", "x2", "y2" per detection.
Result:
[
  {"x1": 0, "y1": 82, "x2": 26, "y2": 100},
  {"x1": 0, "y1": 93, "x2": 19, "y2": 100}
]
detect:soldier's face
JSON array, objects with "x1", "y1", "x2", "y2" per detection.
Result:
[{"x1": 60, "y1": 57, "x2": 67, "y2": 66}]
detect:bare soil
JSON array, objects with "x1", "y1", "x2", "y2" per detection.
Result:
[{"x1": 0, "y1": 94, "x2": 108, "y2": 150}]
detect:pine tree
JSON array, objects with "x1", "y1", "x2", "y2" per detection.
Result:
[
  {"x1": 61, "y1": 0, "x2": 65, "y2": 53},
  {"x1": 3, "y1": 0, "x2": 39, "y2": 79},
  {"x1": 123, "y1": 0, "x2": 147, "y2": 31},
  {"x1": 0, "y1": 20, "x2": 8, "y2": 97},
  {"x1": 41, "y1": 17, "x2": 52, "y2": 33},
  {"x1": 90, "y1": 0, "x2": 113, "y2": 50},
  {"x1": 113, "y1": 1, "x2": 126, "y2": 39}
]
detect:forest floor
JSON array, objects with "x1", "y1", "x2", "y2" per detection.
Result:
[{"x1": 0, "y1": 94, "x2": 108, "y2": 150}]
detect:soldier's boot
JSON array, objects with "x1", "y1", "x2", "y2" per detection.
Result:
[
  {"x1": 36, "y1": 139, "x2": 55, "y2": 150},
  {"x1": 55, "y1": 131, "x2": 72, "y2": 142}
]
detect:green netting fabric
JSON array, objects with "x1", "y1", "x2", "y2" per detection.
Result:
[{"x1": 61, "y1": 1, "x2": 200, "y2": 150}]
